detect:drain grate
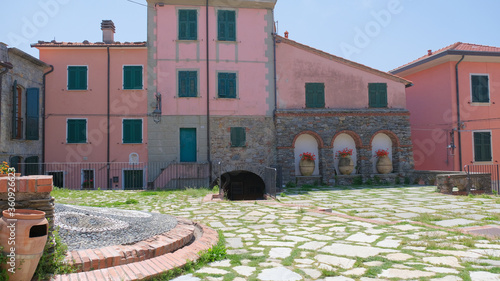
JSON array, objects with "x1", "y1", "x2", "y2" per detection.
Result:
[{"x1": 466, "y1": 227, "x2": 500, "y2": 238}]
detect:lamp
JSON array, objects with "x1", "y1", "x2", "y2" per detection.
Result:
[{"x1": 152, "y1": 93, "x2": 162, "y2": 124}]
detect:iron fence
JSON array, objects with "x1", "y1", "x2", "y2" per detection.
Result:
[
  {"x1": 16, "y1": 162, "x2": 210, "y2": 190},
  {"x1": 465, "y1": 164, "x2": 500, "y2": 194}
]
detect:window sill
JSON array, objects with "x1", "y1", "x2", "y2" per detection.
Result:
[
  {"x1": 231, "y1": 146, "x2": 246, "y2": 148},
  {"x1": 470, "y1": 102, "x2": 491, "y2": 106},
  {"x1": 122, "y1": 88, "x2": 144, "y2": 91},
  {"x1": 216, "y1": 40, "x2": 238, "y2": 44},
  {"x1": 473, "y1": 161, "x2": 493, "y2": 164},
  {"x1": 177, "y1": 40, "x2": 199, "y2": 43},
  {"x1": 66, "y1": 142, "x2": 88, "y2": 144},
  {"x1": 215, "y1": 97, "x2": 239, "y2": 100},
  {"x1": 177, "y1": 96, "x2": 201, "y2": 99},
  {"x1": 122, "y1": 143, "x2": 143, "y2": 145},
  {"x1": 67, "y1": 89, "x2": 89, "y2": 92}
]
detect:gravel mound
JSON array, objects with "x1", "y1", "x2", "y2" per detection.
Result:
[{"x1": 55, "y1": 204, "x2": 177, "y2": 251}]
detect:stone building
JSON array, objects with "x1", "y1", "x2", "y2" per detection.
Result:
[{"x1": 0, "y1": 42, "x2": 49, "y2": 175}]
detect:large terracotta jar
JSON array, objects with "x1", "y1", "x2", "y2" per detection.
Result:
[
  {"x1": 376, "y1": 155, "x2": 393, "y2": 174},
  {"x1": 299, "y1": 159, "x2": 315, "y2": 176},
  {"x1": 338, "y1": 156, "x2": 354, "y2": 175},
  {"x1": 0, "y1": 209, "x2": 48, "y2": 281}
]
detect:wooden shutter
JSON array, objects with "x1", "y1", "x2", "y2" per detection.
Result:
[
  {"x1": 474, "y1": 132, "x2": 492, "y2": 162},
  {"x1": 179, "y1": 10, "x2": 188, "y2": 39},
  {"x1": 369, "y1": 83, "x2": 387, "y2": 108},
  {"x1": 218, "y1": 10, "x2": 236, "y2": 41},
  {"x1": 68, "y1": 66, "x2": 87, "y2": 90},
  {"x1": 472, "y1": 75, "x2": 489, "y2": 103},
  {"x1": 123, "y1": 119, "x2": 142, "y2": 143},
  {"x1": 188, "y1": 71, "x2": 197, "y2": 97},
  {"x1": 179, "y1": 71, "x2": 188, "y2": 97},
  {"x1": 11, "y1": 80, "x2": 17, "y2": 138},
  {"x1": 25, "y1": 156, "x2": 39, "y2": 176},
  {"x1": 68, "y1": 119, "x2": 86, "y2": 143},
  {"x1": 188, "y1": 10, "x2": 197, "y2": 40},
  {"x1": 218, "y1": 73, "x2": 227, "y2": 97},
  {"x1": 26, "y1": 88, "x2": 39, "y2": 140},
  {"x1": 124, "y1": 66, "x2": 142, "y2": 89},
  {"x1": 179, "y1": 10, "x2": 197, "y2": 40},
  {"x1": 227, "y1": 73, "x2": 236, "y2": 98},
  {"x1": 218, "y1": 11, "x2": 226, "y2": 41},
  {"x1": 231, "y1": 127, "x2": 246, "y2": 147},
  {"x1": 306, "y1": 83, "x2": 325, "y2": 108}
]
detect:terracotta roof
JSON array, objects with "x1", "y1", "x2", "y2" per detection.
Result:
[
  {"x1": 276, "y1": 35, "x2": 412, "y2": 87},
  {"x1": 31, "y1": 40, "x2": 147, "y2": 48},
  {"x1": 391, "y1": 42, "x2": 500, "y2": 73}
]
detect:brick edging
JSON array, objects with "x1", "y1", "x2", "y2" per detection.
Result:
[{"x1": 53, "y1": 220, "x2": 218, "y2": 280}]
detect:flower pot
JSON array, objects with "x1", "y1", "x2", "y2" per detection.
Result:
[
  {"x1": 299, "y1": 159, "x2": 315, "y2": 176},
  {"x1": 0, "y1": 209, "x2": 48, "y2": 281},
  {"x1": 376, "y1": 155, "x2": 393, "y2": 174},
  {"x1": 338, "y1": 156, "x2": 354, "y2": 175}
]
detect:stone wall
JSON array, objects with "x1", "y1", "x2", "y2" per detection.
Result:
[
  {"x1": 276, "y1": 109, "x2": 414, "y2": 184},
  {"x1": 0, "y1": 175, "x2": 55, "y2": 230},
  {"x1": 0, "y1": 46, "x2": 48, "y2": 168},
  {"x1": 210, "y1": 116, "x2": 276, "y2": 179}
]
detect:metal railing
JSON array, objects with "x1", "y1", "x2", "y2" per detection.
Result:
[
  {"x1": 465, "y1": 164, "x2": 500, "y2": 194},
  {"x1": 17, "y1": 161, "x2": 210, "y2": 190}
]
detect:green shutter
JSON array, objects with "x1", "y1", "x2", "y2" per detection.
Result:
[
  {"x1": 123, "y1": 66, "x2": 142, "y2": 89},
  {"x1": 12, "y1": 80, "x2": 18, "y2": 138},
  {"x1": 179, "y1": 10, "x2": 197, "y2": 40},
  {"x1": 474, "y1": 132, "x2": 492, "y2": 162},
  {"x1": 218, "y1": 10, "x2": 236, "y2": 41},
  {"x1": 218, "y1": 72, "x2": 236, "y2": 98},
  {"x1": 26, "y1": 88, "x2": 39, "y2": 140},
  {"x1": 68, "y1": 119, "x2": 86, "y2": 143},
  {"x1": 306, "y1": 83, "x2": 325, "y2": 108},
  {"x1": 123, "y1": 119, "x2": 142, "y2": 143},
  {"x1": 68, "y1": 66, "x2": 87, "y2": 90},
  {"x1": 218, "y1": 73, "x2": 227, "y2": 97},
  {"x1": 472, "y1": 75, "x2": 489, "y2": 103},
  {"x1": 369, "y1": 83, "x2": 387, "y2": 108},
  {"x1": 179, "y1": 71, "x2": 197, "y2": 97},
  {"x1": 231, "y1": 127, "x2": 246, "y2": 147}
]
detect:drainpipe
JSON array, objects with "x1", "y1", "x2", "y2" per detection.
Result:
[
  {"x1": 455, "y1": 55, "x2": 465, "y2": 171},
  {"x1": 42, "y1": 65, "x2": 54, "y2": 172},
  {"x1": 107, "y1": 46, "x2": 111, "y2": 189},
  {"x1": 272, "y1": 11, "x2": 278, "y2": 168},
  {"x1": 0, "y1": 62, "x2": 13, "y2": 150},
  {"x1": 206, "y1": 0, "x2": 212, "y2": 182}
]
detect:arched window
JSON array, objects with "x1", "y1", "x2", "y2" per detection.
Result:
[{"x1": 294, "y1": 134, "x2": 319, "y2": 176}]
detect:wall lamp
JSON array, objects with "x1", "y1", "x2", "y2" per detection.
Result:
[{"x1": 152, "y1": 92, "x2": 162, "y2": 124}]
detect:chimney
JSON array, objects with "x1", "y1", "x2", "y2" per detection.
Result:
[
  {"x1": 101, "y1": 20, "x2": 115, "y2": 43},
  {"x1": 0, "y1": 42, "x2": 8, "y2": 62},
  {"x1": 427, "y1": 50, "x2": 432, "y2": 56},
  {"x1": 284, "y1": 31, "x2": 289, "y2": 39}
]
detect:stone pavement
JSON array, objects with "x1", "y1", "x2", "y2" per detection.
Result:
[{"x1": 54, "y1": 186, "x2": 500, "y2": 280}]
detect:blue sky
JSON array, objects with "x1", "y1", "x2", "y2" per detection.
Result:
[{"x1": 2, "y1": 0, "x2": 500, "y2": 71}]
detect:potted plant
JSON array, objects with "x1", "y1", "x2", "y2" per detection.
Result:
[
  {"x1": 0, "y1": 161, "x2": 9, "y2": 177},
  {"x1": 336, "y1": 148, "x2": 354, "y2": 175},
  {"x1": 375, "y1": 149, "x2": 392, "y2": 174},
  {"x1": 299, "y1": 152, "x2": 316, "y2": 176},
  {"x1": 81, "y1": 179, "x2": 94, "y2": 189}
]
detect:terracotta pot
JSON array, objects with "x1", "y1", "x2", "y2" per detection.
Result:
[
  {"x1": 0, "y1": 209, "x2": 48, "y2": 281},
  {"x1": 376, "y1": 155, "x2": 393, "y2": 174},
  {"x1": 338, "y1": 156, "x2": 354, "y2": 175},
  {"x1": 299, "y1": 159, "x2": 315, "y2": 176}
]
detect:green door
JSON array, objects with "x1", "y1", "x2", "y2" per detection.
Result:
[
  {"x1": 124, "y1": 170, "x2": 143, "y2": 190},
  {"x1": 180, "y1": 128, "x2": 197, "y2": 162}
]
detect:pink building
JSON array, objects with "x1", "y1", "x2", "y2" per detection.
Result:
[
  {"x1": 33, "y1": 21, "x2": 148, "y2": 190},
  {"x1": 391, "y1": 43, "x2": 500, "y2": 171}
]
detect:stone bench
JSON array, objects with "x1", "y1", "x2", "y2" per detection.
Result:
[{"x1": 436, "y1": 173, "x2": 491, "y2": 194}]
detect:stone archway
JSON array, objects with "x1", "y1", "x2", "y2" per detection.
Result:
[{"x1": 220, "y1": 170, "x2": 265, "y2": 200}]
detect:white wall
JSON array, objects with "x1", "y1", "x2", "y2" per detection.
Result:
[
  {"x1": 332, "y1": 134, "x2": 357, "y2": 175},
  {"x1": 371, "y1": 133, "x2": 393, "y2": 173},
  {"x1": 294, "y1": 134, "x2": 319, "y2": 176}
]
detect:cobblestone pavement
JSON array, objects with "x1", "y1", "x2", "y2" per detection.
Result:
[{"x1": 54, "y1": 186, "x2": 500, "y2": 280}]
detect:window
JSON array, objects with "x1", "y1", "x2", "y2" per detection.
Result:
[
  {"x1": 123, "y1": 66, "x2": 143, "y2": 90},
  {"x1": 368, "y1": 83, "x2": 388, "y2": 108},
  {"x1": 124, "y1": 170, "x2": 143, "y2": 190},
  {"x1": 67, "y1": 119, "x2": 87, "y2": 143},
  {"x1": 11, "y1": 80, "x2": 23, "y2": 139},
  {"x1": 82, "y1": 169, "x2": 94, "y2": 190},
  {"x1": 178, "y1": 71, "x2": 198, "y2": 97},
  {"x1": 218, "y1": 72, "x2": 237, "y2": 98},
  {"x1": 474, "y1": 131, "x2": 492, "y2": 162},
  {"x1": 305, "y1": 83, "x2": 325, "y2": 108},
  {"x1": 9, "y1": 156, "x2": 21, "y2": 174},
  {"x1": 123, "y1": 119, "x2": 143, "y2": 144},
  {"x1": 179, "y1": 10, "x2": 197, "y2": 40},
  {"x1": 26, "y1": 88, "x2": 40, "y2": 140},
  {"x1": 217, "y1": 10, "x2": 236, "y2": 41},
  {"x1": 67, "y1": 66, "x2": 88, "y2": 90},
  {"x1": 231, "y1": 127, "x2": 246, "y2": 147},
  {"x1": 25, "y1": 156, "x2": 39, "y2": 176},
  {"x1": 471, "y1": 75, "x2": 489, "y2": 103}
]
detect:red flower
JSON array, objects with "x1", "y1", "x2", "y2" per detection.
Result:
[
  {"x1": 336, "y1": 148, "x2": 353, "y2": 158},
  {"x1": 300, "y1": 152, "x2": 316, "y2": 161},
  {"x1": 375, "y1": 149, "x2": 389, "y2": 157}
]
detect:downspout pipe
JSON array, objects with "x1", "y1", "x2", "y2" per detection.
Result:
[
  {"x1": 0, "y1": 62, "x2": 13, "y2": 155},
  {"x1": 42, "y1": 65, "x2": 54, "y2": 172},
  {"x1": 107, "y1": 46, "x2": 111, "y2": 189},
  {"x1": 455, "y1": 55, "x2": 465, "y2": 171},
  {"x1": 206, "y1": 0, "x2": 212, "y2": 182}
]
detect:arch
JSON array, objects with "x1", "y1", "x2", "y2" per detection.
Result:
[
  {"x1": 220, "y1": 170, "x2": 265, "y2": 200},
  {"x1": 294, "y1": 133, "x2": 320, "y2": 176},
  {"x1": 292, "y1": 130, "x2": 324, "y2": 148},
  {"x1": 129, "y1": 153, "x2": 139, "y2": 164},
  {"x1": 371, "y1": 132, "x2": 394, "y2": 173},
  {"x1": 369, "y1": 130, "x2": 401, "y2": 148},
  {"x1": 330, "y1": 130, "x2": 363, "y2": 148},
  {"x1": 332, "y1": 133, "x2": 357, "y2": 175}
]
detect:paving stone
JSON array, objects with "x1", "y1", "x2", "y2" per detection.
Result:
[
  {"x1": 226, "y1": 238, "x2": 244, "y2": 248},
  {"x1": 210, "y1": 259, "x2": 232, "y2": 267},
  {"x1": 320, "y1": 243, "x2": 397, "y2": 258},
  {"x1": 257, "y1": 267, "x2": 303, "y2": 281},
  {"x1": 299, "y1": 241, "x2": 327, "y2": 250},
  {"x1": 471, "y1": 249, "x2": 500, "y2": 258},
  {"x1": 323, "y1": 277, "x2": 355, "y2": 281},
  {"x1": 315, "y1": 254, "x2": 356, "y2": 269},
  {"x1": 435, "y1": 219, "x2": 477, "y2": 227},
  {"x1": 426, "y1": 267, "x2": 459, "y2": 274},
  {"x1": 306, "y1": 234, "x2": 336, "y2": 241},
  {"x1": 402, "y1": 207, "x2": 437, "y2": 213},
  {"x1": 345, "y1": 233, "x2": 379, "y2": 243},
  {"x1": 429, "y1": 250, "x2": 483, "y2": 258},
  {"x1": 376, "y1": 238, "x2": 401, "y2": 248},
  {"x1": 209, "y1": 222, "x2": 225, "y2": 228},
  {"x1": 171, "y1": 274, "x2": 201, "y2": 281},
  {"x1": 282, "y1": 235, "x2": 310, "y2": 242},
  {"x1": 386, "y1": 253, "x2": 413, "y2": 261},
  {"x1": 227, "y1": 249, "x2": 248, "y2": 255},
  {"x1": 301, "y1": 268, "x2": 322, "y2": 279},
  {"x1": 196, "y1": 267, "x2": 229, "y2": 275},
  {"x1": 364, "y1": 261, "x2": 383, "y2": 267},
  {"x1": 342, "y1": 267, "x2": 366, "y2": 276},
  {"x1": 269, "y1": 247, "x2": 292, "y2": 259},
  {"x1": 423, "y1": 256, "x2": 462, "y2": 268},
  {"x1": 430, "y1": 277, "x2": 462, "y2": 281},
  {"x1": 258, "y1": 241, "x2": 296, "y2": 247},
  {"x1": 469, "y1": 271, "x2": 500, "y2": 281},
  {"x1": 233, "y1": 266, "x2": 256, "y2": 277},
  {"x1": 379, "y1": 268, "x2": 435, "y2": 279},
  {"x1": 295, "y1": 258, "x2": 315, "y2": 265},
  {"x1": 392, "y1": 224, "x2": 424, "y2": 231},
  {"x1": 393, "y1": 212, "x2": 419, "y2": 218}
]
